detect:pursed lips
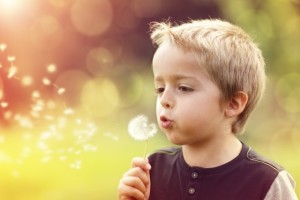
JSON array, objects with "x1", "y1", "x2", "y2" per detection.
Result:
[{"x1": 160, "y1": 115, "x2": 173, "y2": 129}]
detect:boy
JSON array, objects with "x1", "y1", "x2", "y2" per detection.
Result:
[{"x1": 118, "y1": 19, "x2": 298, "y2": 200}]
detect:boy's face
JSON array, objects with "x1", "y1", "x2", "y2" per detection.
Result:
[{"x1": 152, "y1": 42, "x2": 228, "y2": 146}]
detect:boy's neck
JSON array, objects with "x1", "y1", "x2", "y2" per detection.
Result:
[{"x1": 182, "y1": 135, "x2": 242, "y2": 168}]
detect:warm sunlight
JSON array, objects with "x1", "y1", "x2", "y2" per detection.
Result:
[{"x1": 0, "y1": 0, "x2": 25, "y2": 14}]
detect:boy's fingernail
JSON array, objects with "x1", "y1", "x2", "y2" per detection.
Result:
[{"x1": 146, "y1": 163, "x2": 151, "y2": 170}]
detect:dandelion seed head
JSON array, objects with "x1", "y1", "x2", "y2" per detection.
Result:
[
  {"x1": 128, "y1": 115, "x2": 157, "y2": 141},
  {"x1": 104, "y1": 132, "x2": 119, "y2": 141}
]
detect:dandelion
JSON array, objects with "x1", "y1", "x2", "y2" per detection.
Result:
[{"x1": 128, "y1": 115, "x2": 157, "y2": 158}]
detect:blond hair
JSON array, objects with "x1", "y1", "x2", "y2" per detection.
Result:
[{"x1": 150, "y1": 19, "x2": 266, "y2": 133}]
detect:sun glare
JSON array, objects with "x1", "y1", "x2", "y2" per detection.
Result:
[{"x1": 0, "y1": 0, "x2": 24, "y2": 13}]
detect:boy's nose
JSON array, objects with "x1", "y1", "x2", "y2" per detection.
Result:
[{"x1": 159, "y1": 90, "x2": 174, "y2": 109}]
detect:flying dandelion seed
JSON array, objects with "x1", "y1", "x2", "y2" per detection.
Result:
[
  {"x1": 7, "y1": 56, "x2": 16, "y2": 62},
  {"x1": 1, "y1": 44, "x2": 101, "y2": 172},
  {"x1": 1, "y1": 101, "x2": 8, "y2": 108},
  {"x1": 57, "y1": 87, "x2": 65, "y2": 95},
  {"x1": 7, "y1": 66, "x2": 18, "y2": 78},
  {"x1": 70, "y1": 160, "x2": 81, "y2": 170},
  {"x1": 128, "y1": 115, "x2": 157, "y2": 158},
  {"x1": 32, "y1": 90, "x2": 41, "y2": 98},
  {"x1": 42, "y1": 77, "x2": 51, "y2": 85},
  {"x1": 0, "y1": 43, "x2": 7, "y2": 51},
  {"x1": 104, "y1": 132, "x2": 119, "y2": 141},
  {"x1": 47, "y1": 64, "x2": 57, "y2": 73},
  {"x1": 82, "y1": 144, "x2": 97, "y2": 152},
  {"x1": 64, "y1": 108, "x2": 74, "y2": 115}
]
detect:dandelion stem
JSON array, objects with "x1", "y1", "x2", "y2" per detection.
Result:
[{"x1": 143, "y1": 138, "x2": 148, "y2": 159}]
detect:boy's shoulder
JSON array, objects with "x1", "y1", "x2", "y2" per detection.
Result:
[
  {"x1": 150, "y1": 147, "x2": 181, "y2": 155},
  {"x1": 148, "y1": 147, "x2": 182, "y2": 165},
  {"x1": 245, "y1": 145, "x2": 285, "y2": 173}
]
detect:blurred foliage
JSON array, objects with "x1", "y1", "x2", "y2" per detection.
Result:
[{"x1": 0, "y1": 0, "x2": 299, "y2": 199}]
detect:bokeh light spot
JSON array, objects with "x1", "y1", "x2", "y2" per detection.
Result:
[
  {"x1": 81, "y1": 78, "x2": 119, "y2": 117},
  {"x1": 48, "y1": 0, "x2": 73, "y2": 7},
  {"x1": 71, "y1": 0, "x2": 113, "y2": 36},
  {"x1": 86, "y1": 47, "x2": 114, "y2": 76},
  {"x1": 21, "y1": 76, "x2": 33, "y2": 86},
  {"x1": 54, "y1": 69, "x2": 90, "y2": 106},
  {"x1": 0, "y1": 0, "x2": 24, "y2": 14},
  {"x1": 30, "y1": 15, "x2": 63, "y2": 50},
  {"x1": 115, "y1": 71, "x2": 144, "y2": 107}
]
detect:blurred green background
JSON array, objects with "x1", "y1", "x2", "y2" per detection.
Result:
[{"x1": 0, "y1": 0, "x2": 299, "y2": 199}]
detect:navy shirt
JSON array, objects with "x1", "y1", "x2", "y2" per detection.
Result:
[{"x1": 148, "y1": 143, "x2": 293, "y2": 200}]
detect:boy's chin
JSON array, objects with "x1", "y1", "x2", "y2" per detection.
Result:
[{"x1": 165, "y1": 134, "x2": 185, "y2": 146}]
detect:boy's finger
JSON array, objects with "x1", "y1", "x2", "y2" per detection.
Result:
[
  {"x1": 118, "y1": 182, "x2": 145, "y2": 200},
  {"x1": 124, "y1": 167, "x2": 150, "y2": 187},
  {"x1": 131, "y1": 157, "x2": 151, "y2": 171},
  {"x1": 121, "y1": 175, "x2": 147, "y2": 194}
]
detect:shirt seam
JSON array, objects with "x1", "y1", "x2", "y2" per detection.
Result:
[{"x1": 246, "y1": 147, "x2": 280, "y2": 173}]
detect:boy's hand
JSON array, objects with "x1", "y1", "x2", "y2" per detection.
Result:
[{"x1": 118, "y1": 157, "x2": 151, "y2": 200}]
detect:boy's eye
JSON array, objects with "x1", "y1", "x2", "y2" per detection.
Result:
[
  {"x1": 178, "y1": 86, "x2": 193, "y2": 92},
  {"x1": 155, "y1": 87, "x2": 165, "y2": 94}
]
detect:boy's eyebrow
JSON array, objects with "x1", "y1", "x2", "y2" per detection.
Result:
[{"x1": 154, "y1": 74, "x2": 197, "y2": 82}]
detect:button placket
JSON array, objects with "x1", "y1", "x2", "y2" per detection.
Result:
[{"x1": 185, "y1": 171, "x2": 199, "y2": 198}]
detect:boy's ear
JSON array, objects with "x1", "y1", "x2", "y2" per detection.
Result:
[{"x1": 225, "y1": 91, "x2": 248, "y2": 118}]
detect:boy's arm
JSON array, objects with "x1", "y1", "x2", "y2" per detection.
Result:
[
  {"x1": 264, "y1": 171, "x2": 298, "y2": 200},
  {"x1": 118, "y1": 157, "x2": 151, "y2": 200}
]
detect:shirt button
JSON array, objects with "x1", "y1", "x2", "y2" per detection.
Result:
[
  {"x1": 188, "y1": 187, "x2": 195, "y2": 195},
  {"x1": 191, "y1": 172, "x2": 198, "y2": 179}
]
